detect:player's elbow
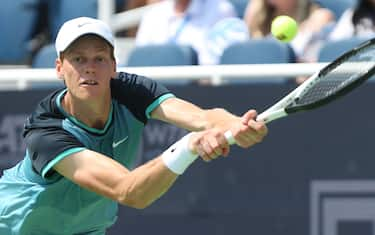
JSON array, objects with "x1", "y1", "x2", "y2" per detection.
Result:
[
  {"x1": 116, "y1": 183, "x2": 155, "y2": 209},
  {"x1": 118, "y1": 194, "x2": 153, "y2": 209},
  {"x1": 131, "y1": 200, "x2": 153, "y2": 209}
]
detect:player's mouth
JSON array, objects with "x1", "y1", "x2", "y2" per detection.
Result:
[{"x1": 80, "y1": 80, "x2": 98, "y2": 86}]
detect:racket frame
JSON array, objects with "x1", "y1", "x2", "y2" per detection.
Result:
[
  {"x1": 225, "y1": 38, "x2": 375, "y2": 144},
  {"x1": 255, "y1": 71, "x2": 320, "y2": 123},
  {"x1": 257, "y1": 39, "x2": 375, "y2": 123}
]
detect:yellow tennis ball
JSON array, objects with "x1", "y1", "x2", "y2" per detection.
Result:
[{"x1": 271, "y1": 15, "x2": 298, "y2": 43}]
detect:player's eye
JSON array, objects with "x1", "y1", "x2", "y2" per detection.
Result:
[
  {"x1": 95, "y1": 56, "x2": 105, "y2": 63},
  {"x1": 73, "y1": 57, "x2": 82, "y2": 63}
]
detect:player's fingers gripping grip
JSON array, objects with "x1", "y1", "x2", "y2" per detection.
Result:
[
  {"x1": 162, "y1": 130, "x2": 230, "y2": 174},
  {"x1": 225, "y1": 110, "x2": 268, "y2": 146},
  {"x1": 224, "y1": 122, "x2": 267, "y2": 147},
  {"x1": 192, "y1": 129, "x2": 229, "y2": 162}
]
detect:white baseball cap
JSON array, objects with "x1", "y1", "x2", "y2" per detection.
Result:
[{"x1": 55, "y1": 17, "x2": 114, "y2": 56}]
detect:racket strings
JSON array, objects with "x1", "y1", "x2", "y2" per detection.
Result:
[
  {"x1": 297, "y1": 71, "x2": 364, "y2": 105},
  {"x1": 295, "y1": 44, "x2": 375, "y2": 106}
]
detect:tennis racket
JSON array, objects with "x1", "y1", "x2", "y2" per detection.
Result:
[{"x1": 225, "y1": 37, "x2": 375, "y2": 144}]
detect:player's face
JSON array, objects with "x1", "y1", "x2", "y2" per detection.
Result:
[{"x1": 56, "y1": 35, "x2": 116, "y2": 101}]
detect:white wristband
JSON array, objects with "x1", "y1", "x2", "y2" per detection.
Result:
[{"x1": 161, "y1": 133, "x2": 198, "y2": 175}]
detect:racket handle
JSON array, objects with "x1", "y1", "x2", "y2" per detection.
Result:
[{"x1": 224, "y1": 130, "x2": 236, "y2": 145}]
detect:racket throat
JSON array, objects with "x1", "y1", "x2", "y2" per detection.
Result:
[{"x1": 256, "y1": 109, "x2": 288, "y2": 123}]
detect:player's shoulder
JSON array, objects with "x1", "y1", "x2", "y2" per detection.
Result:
[
  {"x1": 23, "y1": 88, "x2": 66, "y2": 136},
  {"x1": 113, "y1": 71, "x2": 138, "y2": 83},
  {"x1": 110, "y1": 71, "x2": 173, "y2": 124},
  {"x1": 111, "y1": 71, "x2": 172, "y2": 98},
  {"x1": 110, "y1": 71, "x2": 156, "y2": 93}
]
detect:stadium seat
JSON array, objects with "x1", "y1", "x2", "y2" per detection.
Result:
[
  {"x1": 126, "y1": 44, "x2": 198, "y2": 67},
  {"x1": 0, "y1": 0, "x2": 39, "y2": 64},
  {"x1": 318, "y1": 37, "x2": 369, "y2": 62},
  {"x1": 30, "y1": 43, "x2": 65, "y2": 89},
  {"x1": 219, "y1": 39, "x2": 295, "y2": 83},
  {"x1": 314, "y1": 0, "x2": 357, "y2": 19},
  {"x1": 219, "y1": 38, "x2": 295, "y2": 65},
  {"x1": 48, "y1": 0, "x2": 98, "y2": 40},
  {"x1": 32, "y1": 44, "x2": 56, "y2": 68}
]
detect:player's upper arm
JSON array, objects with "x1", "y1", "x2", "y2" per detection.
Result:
[
  {"x1": 24, "y1": 127, "x2": 85, "y2": 178},
  {"x1": 53, "y1": 149, "x2": 131, "y2": 203},
  {"x1": 111, "y1": 72, "x2": 174, "y2": 124}
]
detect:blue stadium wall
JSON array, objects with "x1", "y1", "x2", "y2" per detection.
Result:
[{"x1": 0, "y1": 82, "x2": 374, "y2": 235}]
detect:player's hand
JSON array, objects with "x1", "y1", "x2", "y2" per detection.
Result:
[
  {"x1": 230, "y1": 110, "x2": 268, "y2": 148},
  {"x1": 188, "y1": 129, "x2": 230, "y2": 162}
]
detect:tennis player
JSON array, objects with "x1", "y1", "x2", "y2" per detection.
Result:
[{"x1": 0, "y1": 17, "x2": 267, "y2": 234}]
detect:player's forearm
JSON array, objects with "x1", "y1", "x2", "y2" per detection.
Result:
[
  {"x1": 117, "y1": 134, "x2": 197, "y2": 209},
  {"x1": 172, "y1": 107, "x2": 240, "y2": 132},
  {"x1": 116, "y1": 157, "x2": 178, "y2": 209},
  {"x1": 152, "y1": 97, "x2": 239, "y2": 131},
  {"x1": 54, "y1": 149, "x2": 179, "y2": 210},
  {"x1": 202, "y1": 108, "x2": 240, "y2": 131}
]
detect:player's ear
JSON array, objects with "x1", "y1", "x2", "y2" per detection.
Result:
[{"x1": 56, "y1": 58, "x2": 64, "y2": 81}]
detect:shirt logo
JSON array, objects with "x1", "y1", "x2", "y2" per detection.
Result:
[{"x1": 112, "y1": 136, "x2": 128, "y2": 148}]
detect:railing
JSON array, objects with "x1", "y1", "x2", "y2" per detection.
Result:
[{"x1": 0, "y1": 63, "x2": 327, "y2": 90}]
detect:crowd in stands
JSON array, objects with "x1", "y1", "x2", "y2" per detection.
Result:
[
  {"x1": 135, "y1": 0, "x2": 241, "y2": 64},
  {"x1": 1, "y1": 0, "x2": 374, "y2": 70},
  {"x1": 244, "y1": 0, "x2": 334, "y2": 62}
]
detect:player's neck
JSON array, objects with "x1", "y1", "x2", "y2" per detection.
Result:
[{"x1": 61, "y1": 93, "x2": 112, "y2": 130}]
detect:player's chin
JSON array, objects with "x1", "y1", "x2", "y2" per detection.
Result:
[{"x1": 78, "y1": 85, "x2": 105, "y2": 99}]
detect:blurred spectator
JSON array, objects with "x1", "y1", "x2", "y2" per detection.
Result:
[
  {"x1": 29, "y1": 0, "x2": 50, "y2": 60},
  {"x1": 135, "y1": 0, "x2": 241, "y2": 65},
  {"x1": 121, "y1": 0, "x2": 162, "y2": 37},
  {"x1": 328, "y1": 0, "x2": 375, "y2": 40},
  {"x1": 244, "y1": 0, "x2": 335, "y2": 62}
]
